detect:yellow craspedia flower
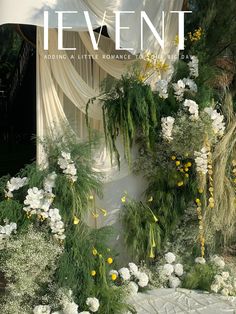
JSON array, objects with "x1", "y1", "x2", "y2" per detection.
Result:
[
  {"x1": 185, "y1": 173, "x2": 189, "y2": 178},
  {"x1": 171, "y1": 155, "x2": 176, "y2": 160},
  {"x1": 195, "y1": 198, "x2": 201, "y2": 204},
  {"x1": 73, "y1": 216, "x2": 80, "y2": 225},
  {"x1": 92, "y1": 248, "x2": 98, "y2": 256},
  {"x1": 91, "y1": 270, "x2": 96, "y2": 276},
  {"x1": 184, "y1": 167, "x2": 189, "y2": 172},
  {"x1": 198, "y1": 188, "x2": 204, "y2": 194},
  {"x1": 121, "y1": 196, "x2": 126, "y2": 203},
  {"x1": 177, "y1": 181, "x2": 184, "y2": 187},
  {"x1": 89, "y1": 195, "x2": 94, "y2": 200},
  {"x1": 187, "y1": 162, "x2": 192, "y2": 167},
  {"x1": 107, "y1": 257, "x2": 113, "y2": 265},
  {"x1": 176, "y1": 161, "x2": 181, "y2": 166},
  {"x1": 111, "y1": 273, "x2": 117, "y2": 281}
]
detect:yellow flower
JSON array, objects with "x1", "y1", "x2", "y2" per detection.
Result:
[
  {"x1": 171, "y1": 155, "x2": 176, "y2": 160},
  {"x1": 100, "y1": 208, "x2": 107, "y2": 217},
  {"x1": 177, "y1": 181, "x2": 184, "y2": 187},
  {"x1": 175, "y1": 161, "x2": 181, "y2": 166},
  {"x1": 148, "y1": 196, "x2": 153, "y2": 202},
  {"x1": 91, "y1": 270, "x2": 96, "y2": 277},
  {"x1": 185, "y1": 173, "x2": 189, "y2": 178},
  {"x1": 195, "y1": 198, "x2": 201, "y2": 204},
  {"x1": 180, "y1": 168, "x2": 184, "y2": 173},
  {"x1": 89, "y1": 195, "x2": 94, "y2": 200},
  {"x1": 198, "y1": 188, "x2": 204, "y2": 194},
  {"x1": 184, "y1": 167, "x2": 189, "y2": 172},
  {"x1": 174, "y1": 35, "x2": 179, "y2": 46},
  {"x1": 149, "y1": 247, "x2": 155, "y2": 258},
  {"x1": 92, "y1": 248, "x2": 98, "y2": 256},
  {"x1": 187, "y1": 162, "x2": 192, "y2": 167},
  {"x1": 107, "y1": 257, "x2": 113, "y2": 265},
  {"x1": 121, "y1": 196, "x2": 126, "y2": 203},
  {"x1": 92, "y1": 212, "x2": 99, "y2": 219},
  {"x1": 111, "y1": 273, "x2": 117, "y2": 281},
  {"x1": 73, "y1": 216, "x2": 80, "y2": 225}
]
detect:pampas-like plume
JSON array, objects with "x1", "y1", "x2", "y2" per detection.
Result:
[{"x1": 206, "y1": 93, "x2": 236, "y2": 247}]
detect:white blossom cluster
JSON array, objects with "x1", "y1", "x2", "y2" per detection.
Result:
[
  {"x1": 110, "y1": 262, "x2": 149, "y2": 297},
  {"x1": 48, "y1": 208, "x2": 65, "y2": 241},
  {"x1": 209, "y1": 256, "x2": 236, "y2": 296},
  {"x1": 188, "y1": 56, "x2": 199, "y2": 78},
  {"x1": 0, "y1": 222, "x2": 17, "y2": 245},
  {"x1": 195, "y1": 257, "x2": 206, "y2": 264},
  {"x1": 4, "y1": 176, "x2": 28, "y2": 199},
  {"x1": 58, "y1": 152, "x2": 78, "y2": 183},
  {"x1": 23, "y1": 173, "x2": 65, "y2": 240},
  {"x1": 204, "y1": 107, "x2": 226, "y2": 137},
  {"x1": 183, "y1": 99, "x2": 199, "y2": 121},
  {"x1": 155, "y1": 79, "x2": 168, "y2": 99},
  {"x1": 86, "y1": 297, "x2": 100, "y2": 312},
  {"x1": 211, "y1": 271, "x2": 236, "y2": 296},
  {"x1": 161, "y1": 116, "x2": 175, "y2": 141},
  {"x1": 173, "y1": 79, "x2": 197, "y2": 102},
  {"x1": 210, "y1": 255, "x2": 225, "y2": 269},
  {"x1": 172, "y1": 80, "x2": 185, "y2": 101},
  {"x1": 158, "y1": 252, "x2": 184, "y2": 289},
  {"x1": 33, "y1": 305, "x2": 51, "y2": 314},
  {"x1": 194, "y1": 147, "x2": 209, "y2": 175}
]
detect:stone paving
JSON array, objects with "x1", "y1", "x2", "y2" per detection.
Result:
[{"x1": 130, "y1": 288, "x2": 236, "y2": 313}]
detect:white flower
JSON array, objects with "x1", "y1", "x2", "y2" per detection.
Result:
[
  {"x1": 33, "y1": 305, "x2": 51, "y2": 314},
  {"x1": 165, "y1": 252, "x2": 176, "y2": 264},
  {"x1": 127, "y1": 281, "x2": 139, "y2": 295},
  {"x1": 63, "y1": 301, "x2": 78, "y2": 314},
  {"x1": 6, "y1": 177, "x2": 28, "y2": 193},
  {"x1": 214, "y1": 274, "x2": 224, "y2": 284},
  {"x1": 156, "y1": 80, "x2": 168, "y2": 99},
  {"x1": 44, "y1": 172, "x2": 57, "y2": 192},
  {"x1": 24, "y1": 187, "x2": 45, "y2": 209},
  {"x1": 173, "y1": 80, "x2": 186, "y2": 101},
  {"x1": 211, "y1": 255, "x2": 225, "y2": 269},
  {"x1": 194, "y1": 148, "x2": 209, "y2": 175},
  {"x1": 119, "y1": 267, "x2": 131, "y2": 281},
  {"x1": 62, "y1": 151, "x2": 71, "y2": 160},
  {"x1": 204, "y1": 107, "x2": 225, "y2": 137},
  {"x1": 162, "y1": 264, "x2": 174, "y2": 277},
  {"x1": 221, "y1": 288, "x2": 229, "y2": 296},
  {"x1": 174, "y1": 264, "x2": 184, "y2": 277},
  {"x1": 188, "y1": 56, "x2": 199, "y2": 78},
  {"x1": 0, "y1": 222, "x2": 17, "y2": 243},
  {"x1": 128, "y1": 263, "x2": 139, "y2": 276},
  {"x1": 78, "y1": 312, "x2": 90, "y2": 314},
  {"x1": 169, "y1": 275, "x2": 181, "y2": 288},
  {"x1": 109, "y1": 269, "x2": 118, "y2": 277},
  {"x1": 86, "y1": 297, "x2": 100, "y2": 313},
  {"x1": 195, "y1": 257, "x2": 206, "y2": 264},
  {"x1": 221, "y1": 272, "x2": 230, "y2": 280},
  {"x1": 58, "y1": 151, "x2": 77, "y2": 182},
  {"x1": 183, "y1": 78, "x2": 198, "y2": 93},
  {"x1": 161, "y1": 117, "x2": 175, "y2": 141},
  {"x1": 136, "y1": 272, "x2": 149, "y2": 287},
  {"x1": 211, "y1": 283, "x2": 220, "y2": 293},
  {"x1": 183, "y1": 99, "x2": 199, "y2": 120}
]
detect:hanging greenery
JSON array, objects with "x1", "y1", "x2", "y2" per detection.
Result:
[
  {"x1": 87, "y1": 73, "x2": 158, "y2": 168},
  {"x1": 121, "y1": 199, "x2": 161, "y2": 263}
]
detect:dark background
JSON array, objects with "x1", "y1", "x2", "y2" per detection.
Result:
[{"x1": 0, "y1": 25, "x2": 36, "y2": 176}]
